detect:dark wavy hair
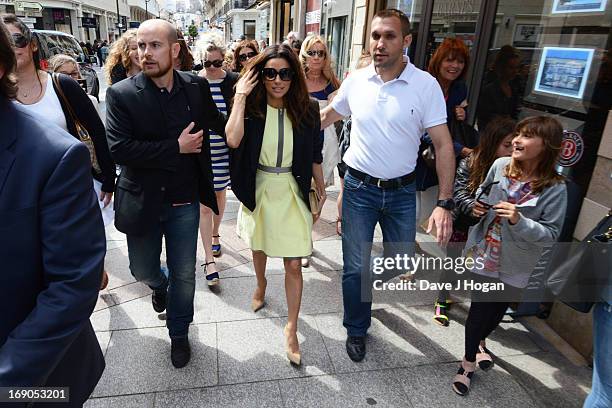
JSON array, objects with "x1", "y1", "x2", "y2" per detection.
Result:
[
  {"x1": 0, "y1": 18, "x2": 17, "y2": 99},
  {"x1": 467, "y1": 117, "x2": 516, "y2": 194},
  {"x1": 232, "y1": 39, "x2": 259, "y2": 73},
  {"x1": 242, "y1": 44, "x2": 316, "y2": 128},
  {"x1": 1, "y1": 14, "x2": 40, "y2": 70}
]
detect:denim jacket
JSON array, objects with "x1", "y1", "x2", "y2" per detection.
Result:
[{"x1": 464, "y1": 157, "x2": 567, "y2": 288}]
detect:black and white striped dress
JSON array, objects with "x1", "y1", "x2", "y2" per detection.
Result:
[{"x1": 208, "y1": 77, "x2": 231, "y2": 191}]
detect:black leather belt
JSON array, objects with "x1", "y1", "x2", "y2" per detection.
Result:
[{"x1": 347, "y1": 167, "x2": 415, "y2": 189}]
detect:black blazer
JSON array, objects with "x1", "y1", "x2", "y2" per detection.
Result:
[
  {"x1": 52, "y1": 73, "x2": 116, "y2": 193},
  {"x1": 0, "y1": 101, "x2": 105, "y2": 405},
  {"x1": 230, "y1": 99, "x2": 322, "y2": 212},
  {"x1": 106, "y1": 71, "x2": 226, "y2": 236},
  {"x1": 217, "y1": 71, "x2": 238, "y2": 103}
]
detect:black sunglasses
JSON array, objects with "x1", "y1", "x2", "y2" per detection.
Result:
[
  {"x1": 11, "y1": 33, "x2": 30, "y2": 49},
  {"x1": 306, "y1": 50, "x2": 326, "y2": 58},
  {"x1": 204, "y1": 59, "x2": 223, "y2": 68},
  {"x1": 239, "y1": 51, "x2": 257, "y2": 62},
  {"x1": 261, "y1": 67, "x2": 294, "y2": 81},
  {"x1": 475, "y1": 181, "x2": 500, "y2": 209}
]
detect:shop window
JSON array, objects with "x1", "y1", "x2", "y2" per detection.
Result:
[
  {"x1": 472, "y1": 0, "x2": 611, "y2": 239},
  {"x1": 382, "y1": 0, "x2": 424, "y2": 62},
  {"x1": 244, "y1": 20, "x2": 256, "y2": 39}
]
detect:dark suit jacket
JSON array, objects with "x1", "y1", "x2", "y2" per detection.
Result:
[
  {"x1": 0, "y1": 100, "x2": 106, "y2": 406},
  {"x1": 230, "y1": 99, "x2": 322, "y2": 212},
  {"x1": 51, "y1": 73, "x2": 116, "y2": 193},
  {"x1": 105, "y1": 71, "x2": 226, "y2": 236}
]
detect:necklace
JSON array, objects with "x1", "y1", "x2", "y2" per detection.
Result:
[{"x1": 18, "y1": 72, "x2": 43, "y2": 100}]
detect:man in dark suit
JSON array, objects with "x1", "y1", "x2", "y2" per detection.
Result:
[
  {"x1": 105, "y1": 19, "x2": 226, "y2": 368},
  {"x1": 0, "y1": 19, "x2": 105, "y2": 406}
]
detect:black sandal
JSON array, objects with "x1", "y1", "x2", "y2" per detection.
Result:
[
  {"x1": 203, "y1": 261, "x2": 219, "y2": 286},
  {"x1": 212, "y1": 235, "x2": 222, "y2": 257}
]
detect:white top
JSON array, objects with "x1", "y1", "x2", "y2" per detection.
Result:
[
  {"x1": 16, "y1": 74, "x2": 68, "y2": 132},
  {"x1": 330, "y1": 57, "x2": 447, "y2": 179}
]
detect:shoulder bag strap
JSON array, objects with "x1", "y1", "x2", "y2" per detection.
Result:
[{"x1": 52, "y1": 73, "x2": 80, "y2": 126}]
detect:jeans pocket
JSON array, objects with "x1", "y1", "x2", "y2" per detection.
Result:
[{"x1": 344, "y1": 174, "x2": 364, "y2": 191}]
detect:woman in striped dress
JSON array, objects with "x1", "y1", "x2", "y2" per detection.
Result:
[{"x1": 198, "y1": 41, "x2": 238, "y2": 285}]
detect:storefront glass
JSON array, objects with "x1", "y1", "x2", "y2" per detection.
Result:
[
  {"x1": 472, "y1": 0, "x2": 611, "y2": 238},
  {"x1": 384, "y1": 0, "x2": 424, "y2": 61}
]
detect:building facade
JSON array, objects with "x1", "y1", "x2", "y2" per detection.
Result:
[{"x1": 0, "y1": 0, "x2": 160, "y2": 42}]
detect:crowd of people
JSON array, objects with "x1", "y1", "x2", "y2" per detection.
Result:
[{"x1": 0, "y1": 8, "x2": 608, "y2": 408}]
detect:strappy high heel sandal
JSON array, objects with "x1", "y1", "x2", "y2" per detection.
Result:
[
  {"x1": 203, "y1": 261, "x2": 219, "y2": 286},
  {"x1": 452, "y1": 358, "x2": 476, "y2": 396},
  {"x1": 476, "y1": 344, "x2": 494, "y2": 371},
  {"x1": 212, "y1": 235, "x2": 222, "y2": 257},
  {"x1": 433, "y1": 300, "x2": 451, "y2": 327}
]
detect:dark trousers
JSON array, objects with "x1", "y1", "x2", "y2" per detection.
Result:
[
  {"x1": 127, "y1": 202, "x2": 199, "y2": 338},
  {"x1": 464, "y1": 273, "x2": 522, "y2": 361}
]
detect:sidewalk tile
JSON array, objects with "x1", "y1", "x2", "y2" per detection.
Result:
[
  {"x1": 279, "y1": 369, "x2": 410, "y2": 408},
  {"x1": 314, "y1": 313, "x2": 435, "y2": 374},
  {"x1": 155, "y1": 381, "x2": 283, "y2": 407},
  {"x1": 217, "y1": 316, "x2": 333, "y2": 384},
  {"x1": 95, "y1": 331, "x2": 112, "y2": 357},
  {"x1": 395, "y1": 363, "x2": 538, "y2": 408},
  {"x1": 496, "y1": 351, "x2": 592, "y2": 408},
  {"x1": 85, "y1": 393, "x2": 155, "y2": 408},
  {"x1": 92, "y1": 324, "x2": 217, "y2": 397}
]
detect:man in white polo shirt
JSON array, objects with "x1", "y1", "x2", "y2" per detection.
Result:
[{"x1": 320, "y1": 9, "x2": 456, "y2": 362}]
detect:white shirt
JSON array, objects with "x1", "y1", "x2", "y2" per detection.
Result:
[
  {"x1": 16, "y1": 73, "x2": 68, "y2": 132},
  {"x1": 330, "y1": 57, "x2": 447, "y2": 179}
]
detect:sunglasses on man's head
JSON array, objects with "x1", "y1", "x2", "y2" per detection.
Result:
[
  {"x1": 11, "y1": 33, "x2": 30, "y2": 49},
  {"x1": 306, "y1": 50, "x2": 326, "y2": 58},
  {"x1": 239, "y1": 51, "x2": 257, "y2": 62},
  {"x1": 204, "y1": 59, "x2": 223, "y2": 68},
  {"x1": 475, "y1": 181, "x2": 500, "y2": 209},
  {"x1": 261, "y1": 67, "x2": 294, "y2": 81}
]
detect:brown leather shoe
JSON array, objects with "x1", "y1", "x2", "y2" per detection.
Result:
[{"x1": 100, "y1": 269, "x2": 109, "y2": 290}]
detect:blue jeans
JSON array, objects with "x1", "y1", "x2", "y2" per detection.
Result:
[
  {"x1": 342, "y1": 172, "x2": 416, "y2": 337},
  {"x1": 127, "y1": 202, "x2": 199, "y2": 338},
  {"x1": 584, "y1": 302, "x2": 612, "y2": 408}
]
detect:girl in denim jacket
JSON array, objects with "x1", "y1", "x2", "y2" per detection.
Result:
[{"x1": 453, "y1": 116, "x2": 567, "y2": 396}]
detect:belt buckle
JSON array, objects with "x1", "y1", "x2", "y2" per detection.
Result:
[{"x1": 377, "y1": 178, "x2": 386, "y2": 188}]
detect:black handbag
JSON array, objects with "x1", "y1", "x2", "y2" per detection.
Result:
[{"x1": 546, "y1": 211, "x2": 612, "y2": 313}]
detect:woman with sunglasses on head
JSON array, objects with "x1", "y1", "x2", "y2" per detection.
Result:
[
  {"x1": 196, "y1": 40, "x2": 238, "y2": 285},
  {"x1": 232, "y1": 39, "x2": 259, "y2": 73},
  {"x1": 452, "y1": 116, "x2": 567, "y2": 396},
  {"x1": 104, "y1": 29, "x2": 140, "y2": 86},
  {"x1": 432, "y1": 117, "x2": 515, "y2": 326},
  {"x1": 226, "y1": 44, "x2": 325, "y2": 366},
  {"x1": 4, "y1": 14, "x2": 116, "y2": 290}
]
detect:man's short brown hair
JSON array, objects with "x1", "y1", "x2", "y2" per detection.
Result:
[
  {"x1": 373, "y1": 9, "x2": 411, "y2": 38},
  {"x1": 0, "y1": 17, "x2": 17, "y2": 100}
]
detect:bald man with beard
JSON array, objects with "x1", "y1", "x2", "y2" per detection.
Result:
[{"x1": 105, "y1": 19, "x2": 227, "y2": 368}]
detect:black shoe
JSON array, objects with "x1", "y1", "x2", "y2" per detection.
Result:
[
  {"x1": 171, "y1": 337, "x2": 191, "y2": 368},
  {"x1": 346, "y1": 336, "x2": 366, "y2": 362},
  {"x1": 152, "y1": 287, "x2": 167, "y2": 313}
]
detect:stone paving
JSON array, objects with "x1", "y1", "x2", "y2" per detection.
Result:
[{"x1": 86, "y1": 187, "x2": 593, "y2": 407}]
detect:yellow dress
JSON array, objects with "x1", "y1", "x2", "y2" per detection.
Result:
[{"x1": 237, "y1": 105, "x2": 313, "y2": 258}]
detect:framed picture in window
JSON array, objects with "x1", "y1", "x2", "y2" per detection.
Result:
[
  {"x1": 552, "y1": 0, "x2": 607, "y2": 14},
  {"x1": 534, "y1": 47, "x2": 594, "y2": 99}
]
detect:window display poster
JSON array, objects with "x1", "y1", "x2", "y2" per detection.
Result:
[
  {"x1": 552, "y1": 0, "x2": 607, "y2": 14},
  {"x1": 534, "y1": 47, "x2": 594, "y2": 99},
  {"x1": 513, "y1": 24, "x2": 542, "y2": 47}
]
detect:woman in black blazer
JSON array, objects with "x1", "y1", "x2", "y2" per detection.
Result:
[
  {"x1": 5, "y1": 14, "x2": 115, "y2": 289},
  {"x1": 196, "y1": 40, "x2": 238, "y2": 285},
  {"x1": 226, "y1": 45, "x2": 325, "y2": 366}
]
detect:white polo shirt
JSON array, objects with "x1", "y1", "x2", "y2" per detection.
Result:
[{"x1": 330, "y1": 57, "x2": 447, "y2": 179}]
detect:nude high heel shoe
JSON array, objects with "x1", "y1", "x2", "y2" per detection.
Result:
[
  {"x1": 284, "y1": 325, "x2": 301, "y2": 366},
  {"x1": 251, "y1": 279, "x2": 267, "y2": 312}
]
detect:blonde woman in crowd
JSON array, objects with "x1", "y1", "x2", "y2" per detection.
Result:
[
  {"x1": 104, "y1": 29, "x2": 140, "y2": 85},
  {"x1": 49, "y1": 54, "x2": 100, "y2": 114},
  {"x1": 299, "y1": 34, "x2": 341, "y2": 267}
]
